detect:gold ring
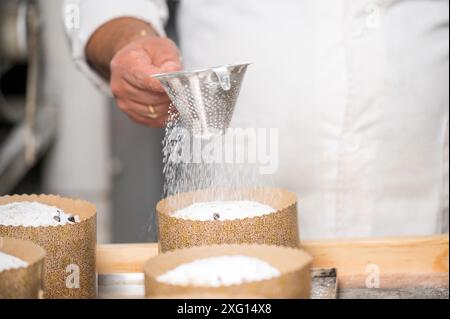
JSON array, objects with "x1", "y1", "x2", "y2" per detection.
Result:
[{"x1": 147, "y1": 105, "x2": 159, "y2": 119}]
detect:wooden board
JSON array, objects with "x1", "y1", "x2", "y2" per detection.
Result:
[
  {"x1": 97, "y1": 235, "x2": 449, "y2": 289},
  {"x1": 302, "y1": 235, "x2": 449, "y2": 288}
]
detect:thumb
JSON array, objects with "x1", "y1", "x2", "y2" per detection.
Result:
[
  {"x1": 143, "y1": 61, "x2": 181, "y2": 93},
  {"x1": 144, "y1": 60, "x2": 181, "y2": 92},
  {"x1": 159, "y1": 60, "x2": 182, "y2": 73}
]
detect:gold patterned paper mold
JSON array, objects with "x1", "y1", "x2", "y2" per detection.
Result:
[
  {"x1": 157, "y1": 187, "x2": 299, "y2": 252},
  {"x1": 0, "y1": 194, "x2": 97, "y2": 299},
  {"x1": 144, "y1": 244, "x2": 312, "y2": 299},
  {"x1": 0, "y1": 237, "x2": 46, "y2": 299}
]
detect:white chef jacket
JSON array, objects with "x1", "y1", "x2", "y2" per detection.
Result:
[{"x1": 64, "y1": 0, "x2": 449, "y2": 239}]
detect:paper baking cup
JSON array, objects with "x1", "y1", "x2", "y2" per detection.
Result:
[
  {"x1": 144, "y1": 244, "x2": 312, "y2": 299},
  {"x1": 157, "y1": 187, "x2": 299, "y2": 252},
  {"x1": 0, "y1": 194, "x2": 96, "y2": 299},
  {"x1": 0, "y1": 237, "x2": 46, "y2": 299}
]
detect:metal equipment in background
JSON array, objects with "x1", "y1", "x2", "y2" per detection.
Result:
[
  {"x1": 0, "y1": 0, "x2": 57, "y2": 194},
  {"x1": 0, "y1": 0, "x2": 30, "y2": 122}
]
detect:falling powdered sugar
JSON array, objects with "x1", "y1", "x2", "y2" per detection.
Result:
[
  {"x1": 157, "y1": 255, "x2": 280, "y2": 287},
  {"x1": 0, "y1": 202, "x2": 79, "y2": 227},
  {"x1": 0, "y1": 251, "x2": 28, "y2": 272},
  {"x1": 172, "y1": 200, "x2": 275, "y2": 221},
  {"x1": 161, "y1": 105, "x2": 267, "y2": 203}
]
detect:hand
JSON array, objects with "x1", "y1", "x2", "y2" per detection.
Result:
[
  {"x1": 110, "y1": 36, "x2": 181, "y2": 127},
  {"x1": 86, "y1": 18, "x2": 182, "y2": 128}
]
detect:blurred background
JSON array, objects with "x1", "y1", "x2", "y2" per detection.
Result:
[{"x1": 0, "y1": 0, "x2": 179, "y2": 243}]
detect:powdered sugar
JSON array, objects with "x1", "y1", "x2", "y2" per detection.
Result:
[
  {"x1": 0, "y1": 251, "x2": 28, "y2": 272},
  {"x1": 0, "y1": 202, "x2": 79, "y2": 227},
  {"x1": 157, "y1": 255, "x2": 280, "y2": 287},
  {"x1": 171, "y1": 200, "x2": 275, "y2": 221}
]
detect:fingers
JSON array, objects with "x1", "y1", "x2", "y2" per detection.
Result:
[
  {"x1": 130, "y1": 100, "x2": 169, "y2": 118},
  {"x1": 110, "y1": 36, "x2": 182, "y2": 128},
  {"x1": 160, "y1": 60, "x2": 182, "y2": 72},
  {"x1": 116, "y1": 78, "x2": 170, "y2": 105},
  {"x1": 117, "y1": 99, "x2": 169, "y2": 128},
  {"x1": 111, "y1": 36, "x2": 182, "y2": 94},
  {"x1": 142, "y1": 38, "x2": 182, "y2": 90},
  {"x1": 111, "y1": 47, "x2": 166, "y2": 93},
  {"x1": 127, "y1": 111, "x2": 169, "y2": 128},
  {"x1": 120, "y1": 63, "x2": 167, "y2": 93}
]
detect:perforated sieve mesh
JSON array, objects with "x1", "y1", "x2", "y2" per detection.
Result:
[{"x1": 153, "y1": 63, "x2": 251, "y2": 137}]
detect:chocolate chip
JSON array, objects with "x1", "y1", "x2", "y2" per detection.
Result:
[
  {"x1": 53, "y1": 215, "x2": 61, "y2": 222},
  {"x1": 68, "y1": 216, "x2": 76, "y2": 223},
  {"x1": 213, "y1": 213, "x2": 220, "y2": 220}
]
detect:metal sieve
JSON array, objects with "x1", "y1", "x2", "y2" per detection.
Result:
[{"x1": 153, "y1": 62, "x2": 251, "y2": 137}]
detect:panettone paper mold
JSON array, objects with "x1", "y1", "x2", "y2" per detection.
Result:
[
  {"x1": 0, "y1": 237, "x2": 46, "y2": 299},
  {"x1": 157, "y1": 187, "x2": 300, "y2": 252},
  {"x1": 144, "y1": 244, "x2": 313, "y2": 299},
  {"x1": 0, "y1": 194, "x2": 97, "y2": 299}
]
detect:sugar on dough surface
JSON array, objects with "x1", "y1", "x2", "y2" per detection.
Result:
[
  {"x1": 0, "y1": 201, "x2": 79, "y2": 227},
  {"x1": 0, "y1": 251, "x2": 28, "y2": 272},
  {"x1": 171, "y1": 200, "x2": 275, "y2": 221},
  {"x1": 157, "y1": 255, "x2": 281, "y2": 287}
]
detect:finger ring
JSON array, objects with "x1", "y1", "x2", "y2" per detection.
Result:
[{"x1": 147, "y1": 105, "x2": 159, "y2": 119}]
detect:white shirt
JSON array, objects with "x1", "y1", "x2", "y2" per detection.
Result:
[{"x1": 65, "y1": 0, "x2": 449, "y2": 239}]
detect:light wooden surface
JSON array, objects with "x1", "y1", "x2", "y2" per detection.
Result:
[
  {"x1": 97, "y1": 235, "x2": 449, "y2": 288},
  {"x1": 301, "y1": 235, "x2": 449, "y2": 288}
]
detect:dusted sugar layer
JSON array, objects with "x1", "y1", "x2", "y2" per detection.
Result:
[
  {"x1": 157, "y1": 255, "x2": 280, "y2": 287},
  {"x1": 0, "y1": 202, "x2": 79, "y2": 227},
  {"x1": 171, "y1": 200, "x2": 275, "y2": 221},
  {"x1": 0, "y1": 251, "x2": 28, "y2": 272},
  {"x1": 0, "y1": 194, "x2": 97, "y2": 299}
]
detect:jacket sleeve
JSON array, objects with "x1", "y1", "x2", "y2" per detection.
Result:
[{"x1": 62, "y1": 0, "x2": 169, "y2": 93}]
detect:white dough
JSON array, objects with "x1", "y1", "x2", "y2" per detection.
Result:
[
  {"x1": 172, "y1": 200, "x2": 275, "y2": 221},
  {"x1": 0, "y1": 201, "x2": 79, "y2": 227},
  {"x1": 157, "y1": 255, "x2": 280, "y2": 287},
  {"x1": 0, "y1": 251, "x2": 28, "y2": 272}
]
